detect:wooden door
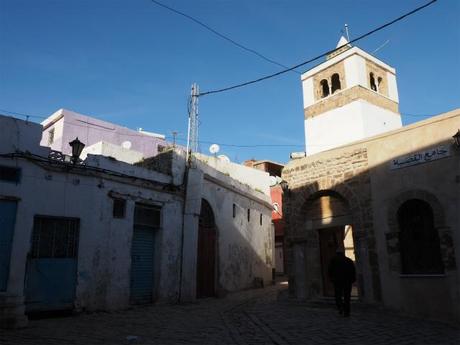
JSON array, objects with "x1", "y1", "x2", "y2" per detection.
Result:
[
  {"x1": 196, "y1": 200, "x2": 216, "y2": 298},
  {"x1": 319, "y1": 227, "x2": 344, "y2": 296},
  {"x1": 25, "y1": 216, "x2": 79, "y2": 313}
]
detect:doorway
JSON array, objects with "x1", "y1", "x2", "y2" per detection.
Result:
[
  {"x1": 130, "y1": 203, "x2": 161, "y2": 305},
  {"x1": 318, "y1": 224, "x2": 356, "y2": 297},
  {"x1": 25, "y1": 216, "x2": 79, "y2": 313},
  {"x1": 196, "y1": 199, "x2": 216, "y2": 298},
  {"x1": 0, "y1": 200, "x2": 17, "y2": 291}
]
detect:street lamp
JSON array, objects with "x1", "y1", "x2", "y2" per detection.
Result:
[
  {"x1": 279, "y1": 180, "x2": 289, "y2": 194},
  {"x1": 69, "y1": 137, "x2": 85, "y2": 164},
  {"x1": 453, "y1": 130, "x2": 460, "y2": 148}
]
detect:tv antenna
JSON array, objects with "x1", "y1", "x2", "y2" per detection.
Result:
[{"x1": 209, "y1": 144, "x2": 220, "y2": 156}]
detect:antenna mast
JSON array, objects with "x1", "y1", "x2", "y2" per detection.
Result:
[{"x1": 186, "y1": 83, "x2": 199, "y2": 162}]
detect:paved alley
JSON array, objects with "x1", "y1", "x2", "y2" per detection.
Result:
[{"x1": 1, "y1": 281, "x2": 458, "y2": 345}]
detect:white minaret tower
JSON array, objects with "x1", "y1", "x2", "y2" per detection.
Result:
[{"x1": 302, "y1": 36, "x2": 402, "y2": 155}]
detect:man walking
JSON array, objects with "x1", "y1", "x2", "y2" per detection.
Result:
[{"x1": 328, "y1": 248, "x2": 356, "y2": 317}]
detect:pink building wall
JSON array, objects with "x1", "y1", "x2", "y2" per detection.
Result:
[{"x1": 40, "y1": 109, "x2": 168, "y2": 158}]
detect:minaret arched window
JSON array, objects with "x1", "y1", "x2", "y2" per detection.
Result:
[
  {"x1": 370, "y1": 73, "x2": 377, "y2": 91},
  {"x1": 331, "y1": 73, "x2": 341, "y2": 94},
  {"x1": 377, "y1": 77, "x2": 383, "y2": 92},
  {"x1": 320, "y1": 79, "x2": 329, "y2": 98}
]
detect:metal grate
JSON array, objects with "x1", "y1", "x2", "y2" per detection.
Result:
[
  {"x1": 31, "y1": 217, "x2": 79, "y2": 258},
  {"x1": 134, "y1": 204, "x2": 161, "y2": 228}
]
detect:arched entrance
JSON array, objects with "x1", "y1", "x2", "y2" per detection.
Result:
[
  {"x1": 305, "y1": 191, "x2": 357, "y2": 297},
  {"x1": 196, "y1": 199, "x2": 216, "y2": 298}
]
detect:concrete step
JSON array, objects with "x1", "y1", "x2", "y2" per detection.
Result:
[{"x1": 0, "y1": 294, "x2": 28, "y2": 329}]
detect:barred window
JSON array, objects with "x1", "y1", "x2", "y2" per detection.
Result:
[{"x1": 31, "y1": 217, "x2": 79, "y2": 258}]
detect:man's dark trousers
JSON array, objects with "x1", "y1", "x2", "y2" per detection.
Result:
[{"x1": 334, "y1": 283, "x2": 352, "y2": 316}]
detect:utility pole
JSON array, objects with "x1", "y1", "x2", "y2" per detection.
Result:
[
  {"x1": 186, "y1": 83, "x2": 199, "y2": 163},
  {"x1": 172, "y1": 131, "x2": 178, "y2": 148}
]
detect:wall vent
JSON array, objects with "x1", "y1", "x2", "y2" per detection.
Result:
[{"x1": 0, "y1": 166, "x2": 21, "y2": 183}]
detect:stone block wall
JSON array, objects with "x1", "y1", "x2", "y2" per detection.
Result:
[{"x1": 282, "y1": 147, "x2": 382, "y2": 302}]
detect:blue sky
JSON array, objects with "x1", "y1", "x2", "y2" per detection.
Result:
[{"x1": 1, "y1": 0, "x2": 459, "y2": 164}]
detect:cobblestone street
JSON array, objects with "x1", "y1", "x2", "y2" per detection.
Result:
[{"x1": 1, "y1": 280, "x2": 459, "y2": 345}]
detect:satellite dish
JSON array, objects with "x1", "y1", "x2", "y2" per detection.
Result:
[
  {"x1": 122, "y1": 141, "x2": 132, "y2": 150},
  {"x1": 209, "y1": 144, "x2": 220, "y2": 155},
  {"x1": 217, "y1": 154, "x2": 230, "y2": 163},
  {"x1": 269, "y1": 176, "x2": 277, "y2": 186}
]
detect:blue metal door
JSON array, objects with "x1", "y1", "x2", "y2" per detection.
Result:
[
  {"x1": 130, "y1": 226, "x2": 155, "y2": 304},
  {"x1": 25, "y1": 217, "x2": 79, "y2": 313},
  {"x1": 0, "y1": 200, "x2": 17, "y2": 291}
]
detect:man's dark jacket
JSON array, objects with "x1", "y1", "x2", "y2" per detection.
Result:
[{"x1": 328, "y1": 253, "x2": 356, "y2": 285}]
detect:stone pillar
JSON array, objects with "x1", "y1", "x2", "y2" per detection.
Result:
[
  {"x1": 293, "y1": 243, "x2": 307, "y2": 300},
  {"x1": 179, "y1": 167, "x2": 203, "y2": 302}
]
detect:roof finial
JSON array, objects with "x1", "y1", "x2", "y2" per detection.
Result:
[{"x1": 344, "y1": 23, "x2": 350, "y2": 42}]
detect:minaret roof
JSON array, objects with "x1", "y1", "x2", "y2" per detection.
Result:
[
  {"x1": 336, "y1": 36, "x2": 351, "y2": 48},
  {"x1": 326, "y1": 35, "x2": 352, "y2": 60}
]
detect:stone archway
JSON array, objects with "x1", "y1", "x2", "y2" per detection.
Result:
[
  {"x1": 287, "y1": 179, "x2": 382, "y2": 303},
  {"x1": 304, "y1": 190, "x2": 357, "y2": 297}
]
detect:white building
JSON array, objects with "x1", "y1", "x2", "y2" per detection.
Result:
[{"x1": 0, "y1": 114, "x2": 274, "y2": 328}]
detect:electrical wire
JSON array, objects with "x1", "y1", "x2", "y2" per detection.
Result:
[
  {"x1": 0, "y1": 108, "x2": 441, "y2": 148},
  {"x1": 198, "y1": 0, "x2": 438, "y2": 96},
  {"x1": 149, "y1": 0, "x2": 300, "y2": 74}
]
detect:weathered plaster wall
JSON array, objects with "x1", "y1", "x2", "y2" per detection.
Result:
[
  {"x1": 0, "y1": 115, "x2": 49, "y2": 156},
  {"x1": 201, "y1": 174, "x2": 273, "y2": 293},
  {"x1": 0, "y1": 152, "x2": 184, "y2": 325},
  {"x1": 81, "y1": 141, "x2": 144, "y2": 164},
  {"x1": 195, "y1": 154, "x2": 271, "y2": 196},
  {"x1": 180, "y1": 159, "x2": 274, "y2": 301}
]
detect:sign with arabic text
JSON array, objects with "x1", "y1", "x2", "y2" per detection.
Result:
[{"x1": 390, "y1": 145, "x2": 450, "y2": 170}]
